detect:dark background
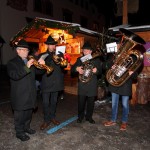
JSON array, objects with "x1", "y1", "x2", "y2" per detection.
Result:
[{"x1": 91, "y1": 0, "x2": 150, "y2": 27}]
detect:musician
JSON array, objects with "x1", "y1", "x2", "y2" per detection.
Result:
[
  {"x1": 104, "y1": 40, "x2": 142, "y2": 131},
  {"x1": 7, "y1": 39, "x2": 45, "y2": 141},
  {"x1": 40, "y1": 35, "x2": 67, "y2": 130},
  {"x1": 71, "y1": 42, "x2": 102, "y2": 124}
]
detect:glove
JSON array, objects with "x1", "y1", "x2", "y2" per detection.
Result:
[{"x1": 57, "y1": 51, "x2": 64, "y2": 57}]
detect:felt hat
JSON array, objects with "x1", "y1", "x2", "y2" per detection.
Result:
[
  {"x1": 15, "y1": 39, "x2": 29, "y2": 48},
  {"x1": 82, "y1": 42, "x2": 93, "y2": 51},
  {"x1": 45, "y1": 35, "x2": 58, "y2": 45}
]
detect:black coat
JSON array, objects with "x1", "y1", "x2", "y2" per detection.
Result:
[
  {"x1": 107, "y1": 67, "x2": 138, "y2": 96},
  {"x1": 108, "y1": 77, "x2": 134, "y2": 96},
  {"x1": 71, "y1": 57, "x2": 102, "y2": 97},
  {"x1": 7, "y1": 56, "x2": 37, "y2": 110},
  {"x1": 40, "y1": 51, "x2": 64, "y2": 93}
]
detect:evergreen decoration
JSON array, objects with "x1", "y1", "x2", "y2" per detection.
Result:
[{"x1": 10, "y1": 18, "x2": 80, "y2": 46}]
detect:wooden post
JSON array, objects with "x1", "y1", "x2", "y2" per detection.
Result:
[{"x1": 123, "y1": 0, "x2": 128, "y2": 24}]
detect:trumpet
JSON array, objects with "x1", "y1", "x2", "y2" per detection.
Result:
[{"x1": 28, "y1": 55, "x2": 54, "y2": 74}]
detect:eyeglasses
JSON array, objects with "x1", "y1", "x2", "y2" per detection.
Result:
[{"x1": 19, "y1": 48, "x2": 29, "y2": 51}]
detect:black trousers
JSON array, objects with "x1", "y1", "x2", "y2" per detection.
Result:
[
  {"x1": 14, "y1": 109, "x2": 33, "y2": 136},
  {"x1": 42, "y1": 91, "x2": 59, "y2": 122},
  {"x1": 78, "y1": 95, "x2": 95, "y2": 120}
]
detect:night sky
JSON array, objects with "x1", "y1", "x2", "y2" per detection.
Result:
[{"x1": 91, "y1": 0, "x2": 150, "y2": 27}]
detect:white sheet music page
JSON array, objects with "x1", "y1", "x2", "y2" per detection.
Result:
[{"x1": 56, "y1": 46, "x2": 66, "y2": 55}]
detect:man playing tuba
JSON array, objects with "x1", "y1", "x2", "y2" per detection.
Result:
[
  {"x1": 104, "y1": 28, "x2": 145, "y2": 131},
  {"x1": 71, "y1": 42, "x2": 102, "y2": 124}
]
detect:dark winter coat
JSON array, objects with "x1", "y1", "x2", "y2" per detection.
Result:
[
  {"x1": 40, "y1": 50, "x2": 64, "y2": 93},
  {"x1": 71, "y1": 56, "x2": 102, "y2": 97},
  {"x1": 7, "y1": 56, "x2": 37, "y2": 110},
  {"x1": 108, "y1": 77, "x2": 135, "y2": 96}
]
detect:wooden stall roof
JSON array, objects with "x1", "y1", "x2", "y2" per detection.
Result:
[
  {"x1": 10, "y1": 17, "x2": 103, "y2": 46},
  {"x1": 108, "y1": 24, "x2": 150, "y2": 42}
]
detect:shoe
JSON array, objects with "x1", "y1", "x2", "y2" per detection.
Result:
[
  {"x1": 24, "y1": 128, "x2": 36, "y2": 134},
  {"x1": 77, "y1": 118, "x2": 82, "y2": 123},
  {"x1": 40, "y1": 122, "x2": 51, "y2": 130},
  {"x1": 104, "y1": 121, "x2": 116, "y2": 127},
  {"x1": 16, "y1": 134, "x2": 30, "y2": 141},
  {"x1": 51, "y1": 119, "x2": 60, "y2": 125},
  {"x1": 86, "y1": 118, "x2": 95, "y2": 124},
  {"x1": 120, "y1": 123, "x2": 127, "y2": 131}
]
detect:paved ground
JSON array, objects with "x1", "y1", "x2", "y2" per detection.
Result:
[{"x1": 0, "y1": 68, "x2": 150, "y2": 150}]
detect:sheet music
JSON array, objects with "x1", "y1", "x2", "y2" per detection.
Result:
[
  {"x1": 40, "y1": 53, "x2": 49, "y2": 60},
  {"x1": 56, "y1": 46, "x2": 66, "y2": 55},
  {"x1": 80, "y1": 54, "x2": 92, "y2": 62}
]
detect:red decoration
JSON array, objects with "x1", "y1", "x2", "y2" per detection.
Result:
[{"x1": 64, "y1": 53, "x2": 71, "y2": 63}]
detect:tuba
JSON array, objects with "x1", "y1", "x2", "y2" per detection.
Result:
[
  {"x1": 106, "y1": 28, "x2": 146, "y2": 87},
  {"x1": 79, "y1": 51, "x2": 101, "y2": 83},
  {"x1": 28, "y1": 55, "x2": 54, "y2": 74}
]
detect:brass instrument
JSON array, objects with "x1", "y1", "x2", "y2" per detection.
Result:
[
  {"x1": 28, "y1": 55, "x2": 54, "y2": 74},
  {"x1": 106, "y1": 28, "x2": 145, "y2": 87},
  {"x1": 79, "y1": 51, "x2": 102, "y2": 83},
  {"x1": 53, "y1": 54, "x2": 68, "y2": 67}
]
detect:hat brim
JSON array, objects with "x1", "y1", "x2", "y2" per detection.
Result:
[
  {"x1": 82, "y1": 47, "x2": 93, "y2": 50},
  {"x1": 15, "y1": 45, "x2": 29, "y2": 48},
  {"x1": 45, "y1": 41, "x2": 58, "y2": 45}
]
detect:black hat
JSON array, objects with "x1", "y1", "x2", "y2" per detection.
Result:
[
  {"x1": 15, "y1": 39, "x2": 29, "y2": 48},
  {"x1": 45, "y1": 35, "x2": 58, "y2": 45},
  {"x1": 82, "y1": 42, "x2": 93, "y2": 51}
]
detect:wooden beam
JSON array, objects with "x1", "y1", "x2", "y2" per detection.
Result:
[{"x1": 123, "y1": 0, "x2": 128, "y2": 24}]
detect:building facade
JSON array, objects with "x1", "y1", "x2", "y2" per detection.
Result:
[{"x1": 0, "y1": 0, "x2": 105, "y2": 64}]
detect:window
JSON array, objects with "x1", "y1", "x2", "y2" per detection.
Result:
[
  {"x1": 85, "y1": 1, "x2": 89, "y2": 10},
  {"x1": 75, "y1": 0, "x2": 79, "y2": 5},
  {"x1": 62, "y1": 9, "x2": 73, "y2": 22},
  {"x1": 34, "y1": 0, "x2": 53, "y2": 16},
  {"x1": 34, "y1": 0, "x2": 42, "y2": 12},
  {"x1": 92, "y1": 8, "x2": 95, "y2": 14},
  {"x1": 80, "y1": 0, "x2": 84, "y2": 8},
  {"x1": 92, "y1": 22, "x2": 99, "y2": 31},
  {"x1": 80, "y1": 16, "x2": 88, "y2": 28},
  {"x1": 44, "y1": 0, "x2": 53, "y2": 16}
]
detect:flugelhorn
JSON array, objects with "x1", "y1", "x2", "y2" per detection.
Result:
[
  {"x1": 28, "y1": 55, "x2": 54, "y2": 74},
  {"x1": 53, "y1": 54, "x2": 68, "y2": 67}
]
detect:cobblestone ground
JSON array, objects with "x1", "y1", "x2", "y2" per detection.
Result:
[
  {"x1": 0, "y1": 93, "x2": 150, "y2": 150},
  {"x1": 0, "y1": 69, "x2": 150, "y2": 150}
]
